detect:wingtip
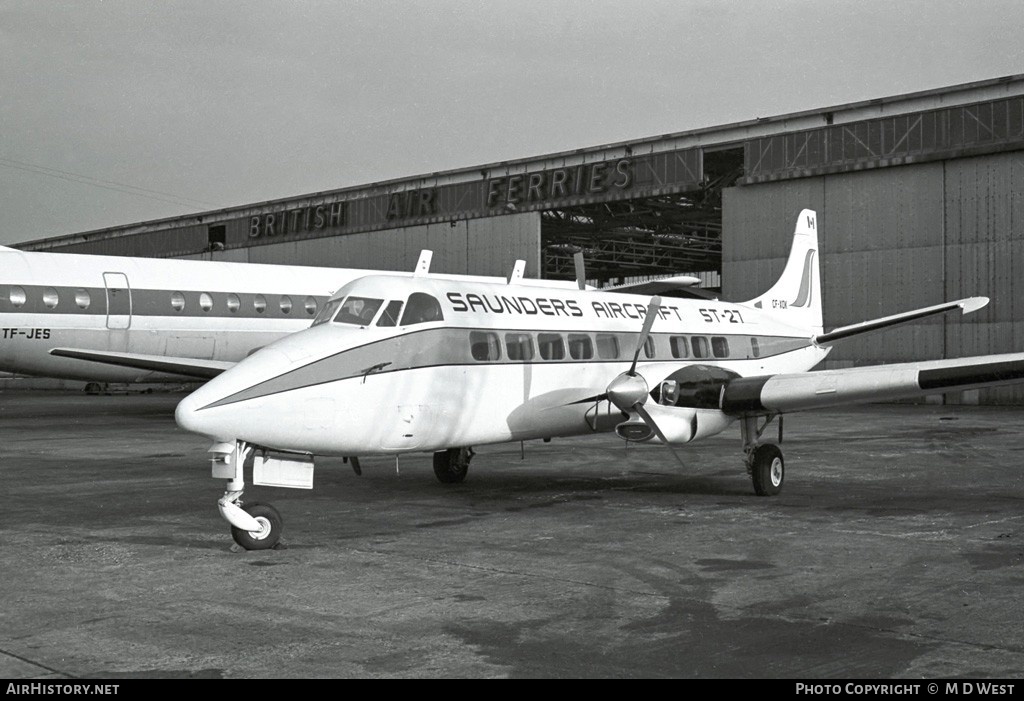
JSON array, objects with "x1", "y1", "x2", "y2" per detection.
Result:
[{"x1": 960, "y1": 297, "x2": 989, "y2": 314}]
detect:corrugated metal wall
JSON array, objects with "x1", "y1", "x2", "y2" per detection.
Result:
[
  {"x1": 724, "y1": 150, "x2": 1024, "y2": 404},
  {"x1": 181, "y1": 212, "x2": 541, "y2": 278}
]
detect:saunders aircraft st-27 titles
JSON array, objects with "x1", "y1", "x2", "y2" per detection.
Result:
[{"x1": 175, "y1": 209, "x2": 1024, "y2": 550}]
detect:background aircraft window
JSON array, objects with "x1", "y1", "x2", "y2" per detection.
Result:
[
  {"x1": 75, "y1": 289, "x2": 91, "y2": 309},
  {"x1": 505, "y1": 333, "x2": 534, "y2": 360},
  {"x1": 311, "y1": 298, "x2": 343, "y2": 327},
  {"x1": 670, "y1": 336, "x2": 689, "y2": 359},
  {"x1": 470, "y1": 331, "x2": 502, "y2": 361},
  {"x1": 226, "y1": 293, "x2": 241, "y2": 313},
  {"x1": 568, "y1": 334, "x2": 593, "y2": 360},
  {"x1": 692, "y1": 336, "x2": 710, "y2": 358},
  {"x1": 254, "y1": 294, "x2": 267, "y2": 314},
  {"x1": 712, "y1": 337, "x2": 730, "y2": 358},
  {"x1": 280, "y1": 295, "x2": 293, "y2": 314},
  {"x1": 9, "y1": 286, "x2": 26, "y2": 307},
  {"x1": 596, "y1": 334, "x2": 619, "y2": 359},
  {"x1": 199, "y1": 292, "x2": 214, "y2": 312},
  {"x1": 334, "y1": 296, "x2": 383, "y2": 325},
  {"x1": 376, "y1": 300, "x2": 404, "y2": 327},
  {"x1": 170, "y1": 292, "x2": 185, "y2": 312},
  {"x1": 538, "y1": 333, "x2": 565, "y2": 360},
  {"x1": 643, "y1": 336, "x2": 655, "y2": 358},
  {"x1": 750, "y1": 337, "x2": 761, "y2": 358},
  {"x1": 304, "y1": 296, "x2": 318, "y2": 316},
  {"x1": 400, "y1": 293, "x2": 443, "y2": 325},
  {"x1": 43, "y1": 288, "x2": 59, "y2": 309}
]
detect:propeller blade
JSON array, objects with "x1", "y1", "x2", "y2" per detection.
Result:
[
  {"x1": 573, "y1": 252, "x2": 587, "y2": 290},
  {"x1": 633, "y1": 402, "x2": 686, "y2": 469},
  {"x1": 628, "y1": 295, "x2": 662, "y2": 376}
]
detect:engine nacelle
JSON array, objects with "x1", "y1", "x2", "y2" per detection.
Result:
[{"x1": 614, "y1": 404, "x2": 734, "y2": 445}]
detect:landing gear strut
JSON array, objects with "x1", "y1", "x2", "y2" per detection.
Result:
[
  {"x1": 433, "y1": 447, "x2": 474, "y2": 484},
  {"x1": 212, "y1": 441, "x2": 285, "y2": 550},
  {"x1": 741, "y1": 415, "x2": 785, "y2": 496}
]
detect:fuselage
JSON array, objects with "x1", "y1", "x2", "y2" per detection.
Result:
[
  {"x1": 0, "y1": 246, "x2": 364, "y2": 382},
  {"x1": 176, "y1": 274, "x2": 830, "y2": 454}
]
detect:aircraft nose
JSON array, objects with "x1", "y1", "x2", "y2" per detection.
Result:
[{"x1": 175, "y1": 386, "x2": 224, "y2": 440}]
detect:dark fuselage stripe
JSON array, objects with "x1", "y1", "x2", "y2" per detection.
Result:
[
  {"x1": 0, "y1": 284, "x2": 329, "y2": 319},
  {"x1": 200, "y1": 327, "x2": 811, "y2": 411}
]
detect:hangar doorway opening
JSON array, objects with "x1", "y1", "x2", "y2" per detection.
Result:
[{"x1": 540, "y1": 146, "x2": 743, "y2": 292}]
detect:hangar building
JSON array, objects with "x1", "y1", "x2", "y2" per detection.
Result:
[{"x1": 19, "y1": 75, "x2": 1024, "y2": 403}]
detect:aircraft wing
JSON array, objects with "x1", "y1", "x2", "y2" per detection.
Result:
[
  {"x1": 720, "y1": 352, "x2": 1024, "y2": 415},
  {"x1": 49, "y1": 348, "x2": 233, "y2": 380}
]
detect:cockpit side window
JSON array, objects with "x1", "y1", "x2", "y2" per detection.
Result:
[
  {"x1": 311, "y1": 298, "x2": 343, "y2": 327},
  {"x1": 334, "y1": 296, "x2": 384, "y2": 325},
  {"x1": 376, "y1": 300, "x2": 404, "y2": 327},
  {"x1": 400, "y1": 292, "x2": 443, "y2": 325}
]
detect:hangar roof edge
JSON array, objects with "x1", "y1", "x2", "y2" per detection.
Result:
[{"x1": 18, "y1": 73, "x2": 1024, "y2": 250}]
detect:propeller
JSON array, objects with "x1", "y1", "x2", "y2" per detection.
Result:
[{"x1": 601, "y1": 295, "x2": 686, "y2": 468}]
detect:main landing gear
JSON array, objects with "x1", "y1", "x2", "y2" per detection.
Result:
[
  {"x1": 433, "y1": 447, "x2": 474, "y2": 484},
  {"x1": 741, "y1": 414, "x2": 785, "y2": 496}
]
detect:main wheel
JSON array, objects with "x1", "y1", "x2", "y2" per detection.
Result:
[
  {"x1": 230, "y1": 502, "x2": 283, "y2": 550},
  {"x1": 433, "y1": 447, "x2": 472, "y2": 484},
  {"x1": 750, "y1": 444, "x2": 784, "y2": 496}
]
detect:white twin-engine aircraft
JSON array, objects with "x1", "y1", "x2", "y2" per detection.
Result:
[
  {"x1": 175, "y1": 209, "x2": 1024, "y2": 551},
  {"x1": 0, "y1": 245, "x2": 587, "y2": 385}
]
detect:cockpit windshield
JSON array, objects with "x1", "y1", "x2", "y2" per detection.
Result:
[
  {"x1": 333, "y1": 296, "x2": 384, "y2": 325},
  {"x1": 311, "y1": 297, "x2": 343, "y2": 327}
]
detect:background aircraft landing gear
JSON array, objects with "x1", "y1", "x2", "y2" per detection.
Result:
[
  {"x1": 229, "y1": 502, "x2": 283, "y2": 551},
  {"x1": 433, "y1": 447, "x2": 473, "y2": 484}
]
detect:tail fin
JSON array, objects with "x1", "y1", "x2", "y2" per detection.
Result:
[{"x1": 744, "y1": 209, "x2": 823, "y2": 334}]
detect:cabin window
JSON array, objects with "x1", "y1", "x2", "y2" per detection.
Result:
[
  {"x1": 170, "y1": 292, "x2": 185, "y2": 312},
  {"x1": 376, "y1": 300, "x2": 404, "y2": 327},
  {"x1": 505, "y1": 333, "x2": 535, "y2": 361},
  {"x1": 226, "y1": 294, "x2": 241, "y2": 313},
  {"x1": 568, "y1": 334, "x2": 593, "y2": 360},
  {"x1": 712, "y1": 336, "x2": 729, "y2": 358},
  {"x1": 199, "y1": 293, "x2": 214, "y2": 312},
  {"x1": 334, "y1": 296, "x2": 383, "y2": 325},
  {"x1": 670, "y1": 336, "x2": 689, "y2": 359},
  {"x1": 280, "y1": 295, "x2": 293, "y2": 314},
  {"x1": 304, "y1": 297, "x2": 318, "y2": 316},
  {"x1": 400, "y1": 293, "x2": 443, "y2": 325},
  {"x1": 311, "y1": 297, "x2": 342, "y2": 327},
  {"x1": 43, "y1": 288, "x2": 58, "y2": 309},
  {"x1": 75, "y1": 289, "x2": 91, "y2": 309},
  {"x1": 692, "y1": 336, "x2": 710, "y2": 359},
  {"x1": 254, "y1": 294, "x2": 267, "y2": 314},
  {"x1": 750, "y1": 337, "x2": 761, "y2": 358},
  {"x1": 596, "y1": 334, "x2": 619, "y2": 359},
  {"x1": 643, "y1": 336, "x2": 656, "y2": 358},
  {"x1": 470, "y1": 331, "x2": 501, "y2": 361},
  {"x1": 9, "y1": 286, "x2": 26, "y2": 307},
  {"x1": 538, "y1": 333, "x2": 565, "y2": 360}
]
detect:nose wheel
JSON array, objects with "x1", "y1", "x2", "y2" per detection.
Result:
[{"x1": 229, "y1": 502, "x2": 283, "y2": 550}]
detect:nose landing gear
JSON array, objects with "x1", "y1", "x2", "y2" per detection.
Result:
[{"x1": 211, "y1": 441, "x2": 286, "y2": 551}]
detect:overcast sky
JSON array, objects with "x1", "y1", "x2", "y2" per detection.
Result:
[{"x1": 1, "y1": 0, "x2": 1022, "y2": 245}]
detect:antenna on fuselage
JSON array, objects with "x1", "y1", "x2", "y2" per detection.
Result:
[
  {"x1": 573, "y1": 252, "x2": 587, "y2": 291},
  {"x1": 413, "y1": 250, "x2": 432, "y2": 277},
  {"x1": 507, "y1": 260, "x2": 525, "y2": 284}
]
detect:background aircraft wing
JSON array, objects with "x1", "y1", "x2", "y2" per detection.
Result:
[
  {"x1": 720, "y1": 352, "x2": 1024, "y2": 415},
  {"x1": 49, "y1": 348, "x2": 233, "y2": 380}
]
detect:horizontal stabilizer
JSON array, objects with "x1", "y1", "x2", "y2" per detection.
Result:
[
  {"x1": 49, "y1": 348, "x2": 234, "y2": 380},
  {"x1": 720, "y1": 352, "x2": 1024, "y2": 415},
  {"x1": 812, "y1": 297, "x2": 988, "y2": 346},
  {"x1": 605, "y1": 275, "x2": 703, "y2": 295}
]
